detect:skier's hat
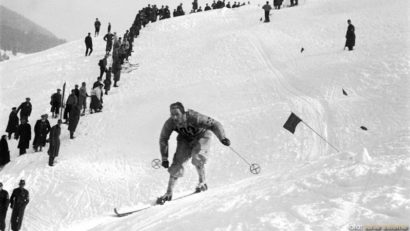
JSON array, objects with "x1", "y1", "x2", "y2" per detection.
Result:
[
  {"x1": 26, "y1": 97, "x2": 30, "y2": 101},
  {"x1": 0, "y1": 182, "x2": 2, "y2": 187},
  {"x1": 57, "y1": 89, "x2": 61, "y2": 91},
  {"x1": 19, "y1": 179, "x2": 25, "y2": 186},
  {"x1": 170, "y1": 102, "x2": 185, "y2": 113}
]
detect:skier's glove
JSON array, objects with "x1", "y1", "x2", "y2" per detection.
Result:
[
  {"x1": 221, "y1": 138, "x2": 231, "y2": 146},
  {"x1": 162, "y1": 160, "x2": 169, "y2": 168}
]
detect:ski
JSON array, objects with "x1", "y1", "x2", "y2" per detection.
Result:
[{"x1": 113, "y1": 191, "x2": 201, "y2": 217}]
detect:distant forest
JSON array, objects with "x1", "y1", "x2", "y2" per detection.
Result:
[{"x1": 0, "y1": 5, "x2": 65, "y2": 54}]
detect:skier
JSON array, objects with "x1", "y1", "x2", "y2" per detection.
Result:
[
  {"x1": 262, "y1": 1, "x2": 272, "y2": 23},
  {"x1": 16, "y1": 98, "x2": 32, "y2": 122},
  {"x1": 48, "y1": 120, "x2": 62, "y2": 166},
  {"x1": 32, "y1": 114, "x2": 51, "y2": 152},
  {"x1": 94, "y1": 18, "x2": 101, "y2": 37},
  {"x1": 84, "y1": 32, "x2": 93, "y2": 56},
  {"x1": 15, "y1": 118, "x2": 31, "y2": 155},
  {"x1": 6, "y1": 107, "x2": 19, "y2": 139},
  {"x1": 345, "y1": 19, "x2": 355, "y2": 51},
  {"x1": 50, "y1": 89, "x2": 62, "y2": 118},
  {"x1": 0, "y1": 182, "x2": 9, "y2": 231},
  {"x1": 156, "y1": 102, "x2": 231, "y2": 204},
  {"x1": 204, "y1": 3, "x2": 211, "y2": 11},
  {"x1": 10, "y1": 180, "x2": 29, "y2": 231},
  {"x1": 0, "y1": 135, "x2": 10, "y2": 167}
]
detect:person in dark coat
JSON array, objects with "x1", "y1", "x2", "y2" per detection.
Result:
[
  {"x1": 94, "y1": 18, "x2": 101, "y2": 37},
  {"x1": 15, "y1": 118, "x2": 31, "y2": 155},
  {"x1": 103, "y1": 67, "x2": 112, "y2": 95},
  {"x1": 68, "y1": 105, "x2": 80, "y2": 139},
  {"x1": 0, "y1": 136, "x2": 10, "y2": 167},
  {"x1": 74, "y1": 85, "x2": 80, "y2": 99},
  {"x1": 262, "y1": 1, "x2": 272, "y2": 22},
  {"x1": 192, "y1": 0, "x2": 198, "y2": 11},
  {"x1": 103, "y1": 32, "x2": 114, "y2": 54},
  {"x1": 204, "y1": 3, "x2": 211, "y2": 10},
  {"x1": 345, "y1": 19, "x2": 355, "y2": 51},
  {"x1": 85, "y1": 33, "x2": 93, "y2": 56},
  {"x1": 98, "y1": 55, "x2": 108, "y2": 79},
  {"x1": 16, "y1": 98, "x2": 32, "y2": 122},
  {"x1": 63, "y1": 90, "x2": 78, "y2": 124},
  {"x1": 6, "y1": 107, "x2": 19, "y2": 140},
  {"x1": 0, "y1": 182, "x2": 9, "y2": 231},
  {"x1": 32, "y1": 115, "x2": 51, "y2": 152},
  {"x1": 10, "y1": 180, "x2": 29, "y2": 231},
  {"x1": 50, "y1": 89, "x2": 62, "y2": 118},
  {"x1": 48, "y1": 120, "x2": 61, "y2": 166}
]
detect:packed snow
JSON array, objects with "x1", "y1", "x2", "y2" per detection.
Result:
[{"x1": 0, "y1": 0, "x2": 409, "y2": 230}]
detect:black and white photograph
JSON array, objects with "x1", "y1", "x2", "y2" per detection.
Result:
[{"x1": 0, "y1": 0, "x2": 409, "y2": 230}]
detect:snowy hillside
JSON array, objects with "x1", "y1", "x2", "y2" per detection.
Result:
[{"x1": 0, "y1": 0, "x2": 409, "y2": 230}]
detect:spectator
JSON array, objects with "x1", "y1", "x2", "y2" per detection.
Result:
[
  {"x1": 6, "y1": 107, "x2": 19, "y2": 140},
  {"x1": 15, "y1": 118, "x2": 31, "y2": 155}
]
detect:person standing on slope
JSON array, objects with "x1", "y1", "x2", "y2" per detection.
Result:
[
  {"x1": 50, "y1": 89, "x2": 62, "y2": 118},
  {"x1": 0, "y1": 135, "x2": 10, "y2": 167},
  {"x1": 32, "y1": 114, "x2": 51, "y2": 152},
  {"x1": 262, "y1": 1, "x2": 272, "y2": 23},
  {"x1": 84, "y1": 32, "x2": 93, "y2": 56},
  {"x1": 16, "y1": 98, "x2": 32, "y2": 122},
  {"x1": 15, "y1": 118, "x2": 31, "y2": 155},
  {"x1": 157, "y1": 102, "x2": 231, "y2": 204},
  {"x1": 48, "y1": 119, "x2": 62, "y2": 166},
  {"x1": 94, "y1": 18, "x2": 101, "y2": 37},
  {"x1": 6, "y1": 107, "x2": 19, "y2": 140},
  {"x1": 344, "y1": 19, "x2": 355, "y2": 51},
  {"x1": 0, "y1": 182, "x2": 9, "y2": 231},
  {"x1": 9, "y1": 180, "x2": 29, "y2": 231}
]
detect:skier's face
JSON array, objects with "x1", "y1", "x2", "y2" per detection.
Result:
[{"x1": 170, "y1": 108, "x2": 185, "y2": 125}]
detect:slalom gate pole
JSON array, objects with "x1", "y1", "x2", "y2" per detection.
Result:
[{"x1": 301, "y1": 121, "x2": 340, "y2": 152}]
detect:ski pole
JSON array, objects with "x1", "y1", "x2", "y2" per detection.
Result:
[{"x1": 228, "y1": 147, "x2": 261, "y2": 174}]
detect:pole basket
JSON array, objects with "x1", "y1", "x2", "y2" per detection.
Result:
[
  {"x1": 250, "y1": 163, "x2": 261, "y2": 174},
  {"x1": 151, "y1": 159, "x2": 161, "y2": 169}
]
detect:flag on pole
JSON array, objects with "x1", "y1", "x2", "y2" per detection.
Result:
[{"x1": 283, "y1": 112, "x2": 302, "y2": 134}]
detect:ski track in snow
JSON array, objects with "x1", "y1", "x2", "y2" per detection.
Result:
[{"x1": 0, "y1": 0, "x2": 409, "y2": 230}]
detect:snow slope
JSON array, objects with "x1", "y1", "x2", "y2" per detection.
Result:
[{"x1": 0, "y1": 0, "x2": 409, "y2": 230}]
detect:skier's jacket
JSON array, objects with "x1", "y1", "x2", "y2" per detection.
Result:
[{"x1": 159, "y1": 109, "x2": 226, "y2": 160}]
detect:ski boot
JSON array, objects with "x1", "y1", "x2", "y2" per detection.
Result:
[
  {"x1": 195, "y1": 183, "x2": 208, "y2": 193},
  {"x1": 156, "y1": 193, "x2": 172, "y2": 205}
]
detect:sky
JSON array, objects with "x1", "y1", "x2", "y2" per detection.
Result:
[
  {"x1": 1, "y1": 0, "x2": 270, "y2": 41},
  {"x1": 0, "y1": 0, "x2": 409, "y2": 230}
]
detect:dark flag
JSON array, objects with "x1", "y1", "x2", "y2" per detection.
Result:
[
  {"x1": 283, "y1": 112, "x2": 302, "y2": 134},
  {"x1": 342, "y1": 89, "x2": 348, "y2": 96}
]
